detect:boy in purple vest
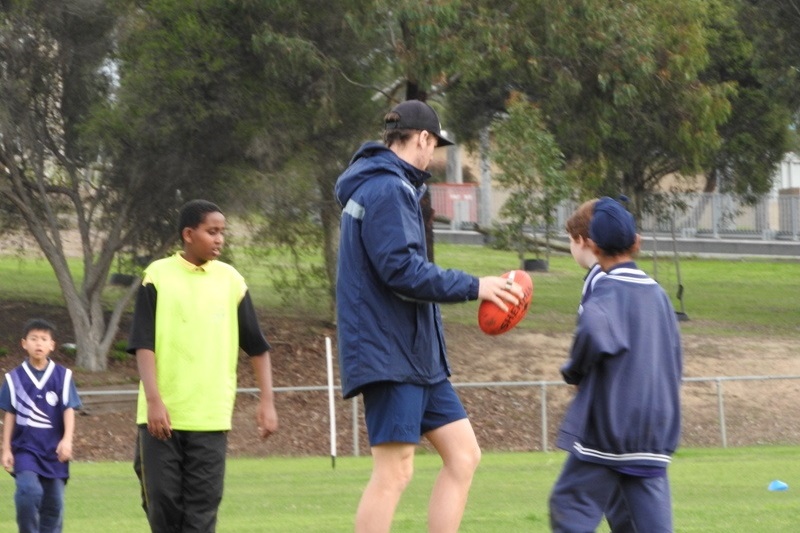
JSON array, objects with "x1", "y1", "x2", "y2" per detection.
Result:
[{"x1": 1, "y1": 319, "x2": 82, "y2": 533}]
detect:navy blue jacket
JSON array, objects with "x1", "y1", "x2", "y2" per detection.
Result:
[
  {"x1": 557, "y1": 263, "x2": 683, "y2": 468},
  {"x1": 335, "y1": 142, "x2": 479, "y2": 398}
]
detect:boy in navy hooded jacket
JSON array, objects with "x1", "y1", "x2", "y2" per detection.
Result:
[{"x1": 550, "y1": 197, "x2": 683, "y2": 533}]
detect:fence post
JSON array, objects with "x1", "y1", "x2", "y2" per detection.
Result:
[
  {"x1": 541, "y1": 384, "x2": 548, "y2": 452},
  {"x1": 712, "y1": 193, "x2": 721, "y2": 238},
  {"x1": 352, "y1": 397, "x2": 360, "y2": 457},
  {"x1": 478, "y1": 127, "x2": 493, "y2": 228},
  {"x1": 716, "y1": 379, "x2": 727, "y2": 448}
]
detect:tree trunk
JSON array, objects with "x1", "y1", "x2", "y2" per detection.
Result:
[
  {"x1": 68, "y1": 298, "x2": 106, "y2": 372},
  {"x1": 705, "y1": 168, "x2": 718, "y2": 193},
  {"x1": 421, "y1": 189, "x2": 435, "y2": 262},
  {"x1": 318, "y1": 176, "x2": 341, "y2": 322},
  {"x1": 49, "y1": 248, "x2": 139, "y2": 371},
  {"x1": 479, "y1": 127, "x2": 493, "y2": 228}
]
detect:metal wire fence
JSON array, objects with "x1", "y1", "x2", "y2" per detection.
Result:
[
  {"x1": 431, "y1": 186, "x2": 800, "y2": 241},
  {"x1": 78, "y1": 374, "x2": 800, "y2": 457}
]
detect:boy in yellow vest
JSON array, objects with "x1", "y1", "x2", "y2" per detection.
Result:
[{"x1": 127, "y1": 199, "x2": 278, "y2": 532}]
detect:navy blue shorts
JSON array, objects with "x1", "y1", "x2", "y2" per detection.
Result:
[{"x1": 361, "y1": 380, "x2": 468, "y2": 446}]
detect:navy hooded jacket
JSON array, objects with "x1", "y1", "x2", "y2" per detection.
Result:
[
  {"x1": 334, "y1": 141, "x2": 479, "y2": 399},
  {"x1": 557, "y1": 263, "x2": 683, "y2": 469}
]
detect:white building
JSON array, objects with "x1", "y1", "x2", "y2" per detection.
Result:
[{"x1": 774, "y1": 152, "x2": 800, "y2": 193}]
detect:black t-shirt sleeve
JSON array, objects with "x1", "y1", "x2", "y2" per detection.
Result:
[
  {"x1": 238, "y1": 290, "x2": 271, "y2": 356},
  {"x1": 127, "y1": 282, "x2": 157, "y2": 354}
]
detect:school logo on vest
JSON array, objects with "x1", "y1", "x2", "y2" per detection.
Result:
[{"x1": 46, "y1": 391, "x2": 59, "y2": 407}]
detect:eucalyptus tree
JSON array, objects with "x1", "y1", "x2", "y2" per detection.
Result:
[
  {"x1": 213, "y1": 0, "x2": 387, "y2": 311},
  {"x1": 351, "y1": 1, "x2": 476, "y2": 261},
  {"x1": 699, "y1": 0, "x2": 795, "y2": 200},
  {"x1": 0, "y1": 0, "x2": 128, "y2": 371},
  {"x1": 444, "y1": 0, "x2": 733, "y2": 215},
  {"x1": 492, "y1": 93, "x2": 570, "y2": 268},
  {"x1": 741, "y1": 0, "x2": 800, "y2": 113},
  {"x1": 245, "y1": 0, "x2": 484, "y2": 292},
  {"x1": 0, "y1": 0, "x2": 339, "y2": 369}
]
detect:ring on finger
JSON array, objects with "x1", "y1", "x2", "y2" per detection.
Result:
[{"x1": 505, "y1": 279, "x2": 513, "y2": 289}]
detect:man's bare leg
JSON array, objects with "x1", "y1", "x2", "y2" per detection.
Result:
[
  {"x1": 425, "y1": 419, "x2": 482, "y2": 533},
  {"x1": 355, "y1": 442, "x2": 416, "y2": 533}
]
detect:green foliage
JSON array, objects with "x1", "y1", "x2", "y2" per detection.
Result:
[
  {"x1": 2, "y1": 0, "x2": 387, "y2": 365},
  {"x1": 698, "y1": 0, "x2": 796, "y2": 201},
  {"x1": 230, "y1": 1, "x2": 388, "y2": 314},
  {"x1": 3, "y1": 0, "x2": 799, "y2": 369},
  {"x1": 492, "y1": 93, "x2": 571, "y2": 262},
  {"x1": 546, "y1": 0, "x2": 730, "y2": 201},
  {"x1": 109, "y1": 339, "x2": 130, "y2": 362},
  {"x1": 60, "y1": 343, "x2": 77, "y2": 359},
  {"x1": 105, "y1": 0, "x2": 284, "y2": 215},
  {"x1": 445, "y1": 0, "x2": 735, "y2": 208},
  {"x1": 367, "y1": 0, "x2": 465, "y2": 96},
  {"x1": 740, "y1": 0, "x2": 800, "y2": 113},
  {"x1": 109, "y1": 350, "x2": 130, "y2": 363},
  {"x1": 240, "y1": 159, "x2": 330, "y2": 306}
]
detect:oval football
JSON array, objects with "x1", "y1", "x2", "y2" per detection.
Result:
[{"x1": 478, "y1": 270, "x2": 533, "y2": 335}]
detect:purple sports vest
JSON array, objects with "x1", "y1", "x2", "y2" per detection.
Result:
[{"x1": 6, "y1": 361, "x2": 71, "y2": 479}]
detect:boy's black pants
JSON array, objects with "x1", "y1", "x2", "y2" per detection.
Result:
[{"x1": 134, "y1": 425, "x2": 228, "y2": 533}]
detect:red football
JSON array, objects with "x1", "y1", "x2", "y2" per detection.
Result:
[{"x1": 478, "y1": 270, "x2": 534, "y2": 335}]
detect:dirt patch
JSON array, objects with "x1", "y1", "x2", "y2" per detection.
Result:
[{"x1": 0, "y1": 301, "x2": 798, "y2": 461}]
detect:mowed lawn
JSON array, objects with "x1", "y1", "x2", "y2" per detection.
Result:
[
  {"x1": 1, "y1": 244, "x2": 798, "y2": 532},
  {"x1": 2, "y1": 245, "x2": 799, "y2": 338},
  {"x1": 1, "y1": 447, "x2": 799, "y2": 532}
]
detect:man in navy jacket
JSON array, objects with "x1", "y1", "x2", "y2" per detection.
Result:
[
  {"x1": 549, "y1": 197, "x2": 683, "y2": 533},
  {"x1": 335, "y1": 100, "x2": 523, "y2": 533}
]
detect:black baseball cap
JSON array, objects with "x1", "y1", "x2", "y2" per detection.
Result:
[{"x1": 385, "y1": 100, "x2": 455, "y2": 147}]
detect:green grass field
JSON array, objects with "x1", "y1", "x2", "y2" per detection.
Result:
[
  {"x1": 1, "y1": 448, "x2": 799, "y2": 532},
  {"x1": 1, "y1": 244, "x2": 799, "y2": 531},
  {"x1": 1, "y1": 244, "x2": 799, "y2": 338}
]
